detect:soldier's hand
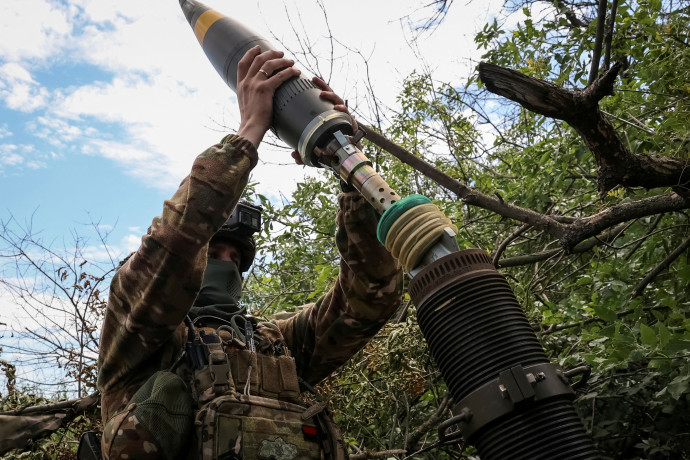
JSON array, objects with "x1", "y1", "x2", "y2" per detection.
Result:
[
  {"x1": 236, "y1": 46, "x2": 300, "y2": 148},
  {"x1": 290, "y1": 76, "x2": 358, "y2": 165}
]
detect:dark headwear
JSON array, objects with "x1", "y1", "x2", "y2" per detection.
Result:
[{"x1": 210, "y1": 201, "x2": 262, "y2": 272}]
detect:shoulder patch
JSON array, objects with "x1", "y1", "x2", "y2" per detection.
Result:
[{"x1": 259, "y1": 436, "x2": 298, "y2": 460}]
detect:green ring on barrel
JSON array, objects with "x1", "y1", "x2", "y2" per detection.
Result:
[{"x1": 377, "y1": 194, "x2": 432, "y2": 246}]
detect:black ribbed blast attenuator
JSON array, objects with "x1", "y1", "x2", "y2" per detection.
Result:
[
  {"x1": 475, "y1": 399, "x2": 599, "y2": 460},
  {"x1": 408, "y1": 249, "x2": 599, "y2": 459}
]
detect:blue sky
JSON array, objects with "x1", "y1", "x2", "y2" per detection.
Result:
[
  {"x1": 0, "y1": 0, "x2": 504, "y2": 262},
  {"x1": 0, "y1": 0, "x2": 506, "y2": 390}
]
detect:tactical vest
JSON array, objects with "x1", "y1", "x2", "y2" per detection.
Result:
[{"x1": 101, "y1": 317, "x2": 349, "y2": 460}]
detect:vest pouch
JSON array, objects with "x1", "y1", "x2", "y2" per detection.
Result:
[
  {"x1": 102, "y1": 371, "x2": 194, "y2": 460},
  {"x1": 230, "y1": 351, "x2": 301, "y2": 402},
  {"x1": 231, "y1": 349, "x2": 259, "y2": 395},
  {"x1": 196, "y1": 393, "x2": 322, "y2": 460}
]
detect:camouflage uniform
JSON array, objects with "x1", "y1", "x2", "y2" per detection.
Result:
[{"x1": 97, "y1": 135, "x2": 402, "y2": 459}]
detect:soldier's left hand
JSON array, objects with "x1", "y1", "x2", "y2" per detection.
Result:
[{"x1": 236, "y1": 46, "x2": 300, "y2": 148}]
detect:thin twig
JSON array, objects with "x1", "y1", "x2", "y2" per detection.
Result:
[
  {"x1": 632, "y1": 233, "x2": 690, "y2": 297},
  {"x1": 588, "y1": 0, "x2": 609, "y2": 84},
  {"x1": 404, "y1": 391, "x2": 452, "y2": 450},
  {"x1": 492, "y1": 224, "x2": 532, "y2": 267},
  {"x1": 625, "y1": 214, "x2": 664, "y2": 260},
  {"x1": 603, "y1": 0, "x2": 620, "y2": 71},
  {"x1": 541, "y1": 305, "x2": 671, "y2": 335}
]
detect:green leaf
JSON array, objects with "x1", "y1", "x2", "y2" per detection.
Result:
[
  {"x1": 658, "y1": 322, "x2": 672, "y2": 349},
  {"x1": 640, "y1": 323, "x2": 657, "y2": 347},
  {"x1": 575, "y1": 275, "x2": 592, "y2": 286},
  {"x1": 665, "y1": 338, "x2": 690, "y2": 355},
  {"x1": 594, "y1": 304, "x2": 618, "y2": 322},
  {"x1": 666, "y1": 374, "x2": 690, "y2": 400}
]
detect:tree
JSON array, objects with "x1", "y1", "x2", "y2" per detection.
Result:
[
  {"x1": 0, "y1": 214, "x2": 115, "y2": 398},
  {"x1": 257, "y1": 1, "x2": 690, "y2": 458},
  {"x1": 0, "y1": 215, "x2": 113, "y2": 457}
]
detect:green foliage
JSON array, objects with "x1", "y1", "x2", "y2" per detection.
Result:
[
  {"x1": 459, "y1": 2, "x2": 690, "y2": 457},
  {"x1": 241, "y1": 176, "x2": 342, "y2": 315},
  {"x1": 385, "y1": 72, "x2": 482, "y2": 197},
  {"x1": 295, "y1": 2, "x2": 690, "y2": 458},
  {"x1": 0, "y1": 384, "x2": 101, "y2": 460},
  {"x1": 318, "y1": 306, "x2": 469, "y2": 458}
]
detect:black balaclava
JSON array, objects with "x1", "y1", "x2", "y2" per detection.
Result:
[{"x1": 189, "y1": 258, "x2": 245, "y2": 325}]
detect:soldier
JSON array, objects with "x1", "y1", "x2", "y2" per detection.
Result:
[{"x1": 96, "y1": 46, "x2": 402, "y2": 459}]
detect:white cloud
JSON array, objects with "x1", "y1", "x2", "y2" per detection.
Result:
[
  {"x1": 1, "y1": 144, "x2": 28, "y2": 166},
  {"x1": 70, "y1": 0, "x2": 141, "y2": 23},
  {"x1": 1, "y1": 153, "x2": 23, "y2": 166},
  {"x1": 78, "y1": 244, "x2": 119, "y2": 265},
  {"x1": 46, "y1": 72, "x2": 232, "y2": 187},
  {"x1": 0, "y1": 63, "x2": 51, "y2": 112},
  {"x1": 26, "y1": 116, "x2": 98, "y2": 148},
  {"x1": 0, "y1": 63, "x2": 35, "y2": 83},
  {"x1": 0, "y1": 124, "x2": 12, "y2": 139},
  {"x1": 25, "y1": 160, "x2": 47, "y2": 169},
  {"x1": 122, "y1": 233, "x2": 142, "y2": 253},
  {"x1": 0, "y1": 0, "x2": 71, "y2": 61},
  {"x1": 0, "y1": 143, "x2": 51, "y2": 172},
  {"x1": 0, "y1": 0, "x2": 505, "y2": 197},
  {"x1": 2, "y1": 82, "x2": 50, "y2": 112}
]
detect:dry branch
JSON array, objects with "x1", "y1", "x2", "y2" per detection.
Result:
[
  {"x1": 349, "y1": 449, "x2": 407, "y2": 459},
  {"x1": 363, "y1": 126, "x2": 565, "y2": 237},
  {"x1": 632, "y1": 233, "x2": 690, "y2": 297},
  {"x1": 541, "y1": 305, "x2": 671, "y2": 335},
  {"x1": 478, "y1": 62, "x2": 690, "y2": 195},
  {"x1": 404, "y1": 391, "x2": 452, "y2": 451},
  {"x1": 498, "y1": 222, "x2": 628, "y2": 268},
  {"x1": 492, "y1": 224, "x2": 531, "y2": 266},
  {"x1": 364, "y1": 126, "x2": 689, "y2": 251},
  {"x1": 588, "y1": 0, "x2": 609, "y2": 84}
]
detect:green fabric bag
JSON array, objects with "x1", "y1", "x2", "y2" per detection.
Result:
[{"x1": 103, "y1": 371, "x2": 194, "y2": 460}]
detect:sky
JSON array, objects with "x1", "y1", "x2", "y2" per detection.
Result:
[{"x1": 0, "y1": 0, "x2": 505, "y2": 391}]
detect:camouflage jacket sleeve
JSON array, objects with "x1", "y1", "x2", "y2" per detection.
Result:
[
  {"x1": 97, "y1": 135, "x2": 257, "y2": 401},
  {"x1": 275, "y1": 192, "x2": 403, "y2": 386}
]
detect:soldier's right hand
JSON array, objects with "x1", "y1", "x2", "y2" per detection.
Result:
[
  {"x1": 289, "y1": 76, "x2": 357, "y2": 166},
  {"x1": 236, "y1": 46, "x2": 300, "y2": 148}
]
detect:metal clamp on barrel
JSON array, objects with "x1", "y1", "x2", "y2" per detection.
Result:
[
  {"x1": 439, "y1": 363, "x2": 577, "y2": 443},
  {"x1": 297, "y1": 110, "x2": 353, "y2": 167},
  {"x1": 318, "y1": 130, "x2": 401, "y2": 214}
]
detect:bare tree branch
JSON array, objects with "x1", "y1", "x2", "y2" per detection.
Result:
[
  {"x1": 478, "y1": 62, "x2": 690, "y2": 195},
  {"x1": 625, "y1": 214, "x2": 664, "y2": 260},
  {"x1": 0, "y1": 392, "x2": 98, "y2": 416},
  {"x1": 349, "y1": 449, "x2": 407, "y2": 459},
  {"x1": 561, "y1": 193, "x2": 689, "y2": 249},
  {"x1": 365, "y1": 125, "x2": 689, "y2": 250},
  {"x1": 541, "y1": 305, "x2": 671, "y2": 335},
  {"x1": 632, "y1": 233, "x2": 690, "y2": 297},
  {"x1": 492, "y1": 224, "x2": 532, "y2": 266},
  {"x1": 588, "y1": 0, "x2": 609, "y2": 84},
  {"x1": 603, "y1": 0, "x2": 620, "y2": 71},
  {"x1": 404, "y1": 391, "x2": 452, "y2": 451},
  {"x1": 363, "y1": 125, "x2": 566, "y2": 236}
]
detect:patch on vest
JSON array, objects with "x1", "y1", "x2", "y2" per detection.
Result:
[{"x1": 258, "y1": 437, "x2": 298, "y2": 460}]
